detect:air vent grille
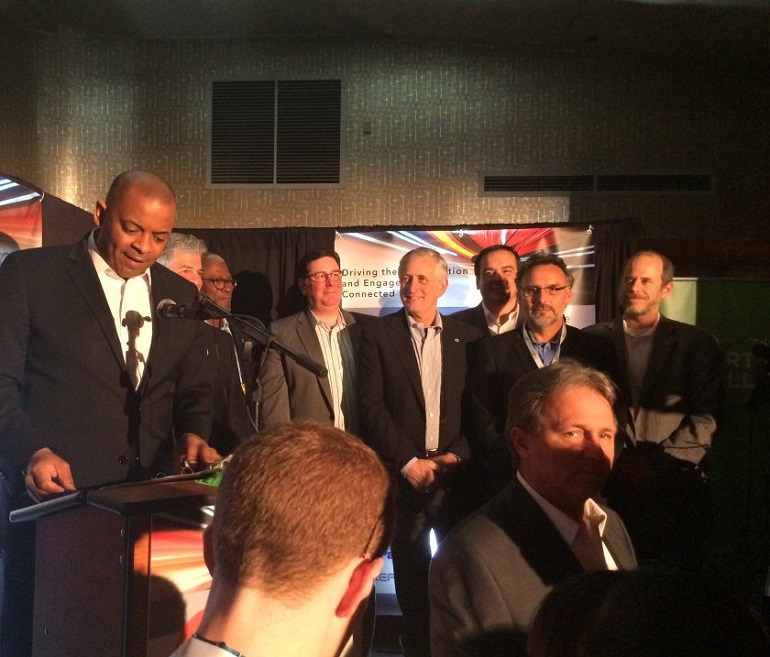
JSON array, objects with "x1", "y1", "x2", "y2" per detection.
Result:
[
  {"x1": 482, "y1": 173, "x2": 713, "y2": 196},
  {"x1": 210, "y1": 79, "x2": 341, "y2": 187}
]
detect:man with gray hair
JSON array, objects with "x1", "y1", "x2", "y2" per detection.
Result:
[
  {"x1": 159, "y1": 237, "x2": 252, "y2": 454},
  {"x1": 430, "y1": 360, "x2": 637, "y2": 657},
  {"x1": 157, "y1": 232, "x2": 207, "y2": 290},
  {"x1": 358, "y1": 247, "x2": 482, "y2": 657},
  {"x1": 468, "y1": 251, "x2": 618, "y2": 507}
]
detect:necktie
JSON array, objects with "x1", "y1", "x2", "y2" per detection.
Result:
[{"x1": 122, "y1": 310, "x2": 147, "y2": 389}]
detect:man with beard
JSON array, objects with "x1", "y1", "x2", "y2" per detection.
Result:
[
  {"x1": 430, "y1": 361, "x2": 636, "y2": 657},
  {"x1": 451, "y1": 245, "x2": 520, "y2": 336},
  {"x1": 584, "y1": 251, "x2": 724, "y2": 569},
  {"x1": 468, "y1": 252, "x2": 617, "y2": 506}
]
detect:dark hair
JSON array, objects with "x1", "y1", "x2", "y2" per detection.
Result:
[
  {"x1": 473, "y1": 244, "x2": 521, "y2": 281},
  {"x1": 516, "y1": 251, "x2": 574, "y2": 289},
  {"x1": 295, "y1": 249, "x2": 341, "y2": 281}
]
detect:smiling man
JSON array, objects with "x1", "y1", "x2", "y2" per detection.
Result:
[
  {"x1": 585, "y1": 250, "x2": 724, "y2": 570},
  {"x1": 468, "y1": 251, "x2": 618, "y2": 506},
  {"x1": 260, "y1": 249, "x2": 367, "y2": 434},
  {"x1": 430, "y1": 361, "x2": 637, "y2": 657},
  {"x1": 0, "y1": 170, "x2": 219, "y2": 657},
  {"x1": 357, "y1": 247, "x2": 482, "y2": 657}
]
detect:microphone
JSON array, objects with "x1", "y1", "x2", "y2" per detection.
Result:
[
  {"x1": 156, "y1": 297, "x2": 205, "y2": 320},
  {"x1": 156, "y1": 295, "x2": 230, "y2": 321}
]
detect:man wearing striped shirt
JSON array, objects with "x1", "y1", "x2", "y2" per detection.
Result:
[{"x1": 260, "y1": 249, "x2": 366, "y2": 435}]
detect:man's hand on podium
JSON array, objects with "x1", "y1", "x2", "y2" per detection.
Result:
[
  {"x1": 25, "y1": 447, "x2": 76, "y2": 502},
  {"x1": 178, "y1": 433, "x2": 222, "y2": 473}
]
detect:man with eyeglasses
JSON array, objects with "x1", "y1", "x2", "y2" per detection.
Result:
[
  {"x1": 260, "y1": 249, "x2": 367, "y2": 435},
  {"x1": 169, "y1": 422, "x2": 394, "y2": 657},
  {"x1": 198, "y1": 252, "x2": 255, "y2": 454},
  {"x1": 468, "y1": 251, "x2": 618, "y2": 506}
]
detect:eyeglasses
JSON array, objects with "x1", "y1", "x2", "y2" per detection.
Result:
[
  {"x1": 202, "y1": 277, "x2": 237, "y2": 290},
  {"x1": 522, "y1": 285, "x2": 569, "y2": 298},
  {"x1": 305, "y1": 270, "x2": 343, "y2": 283}
]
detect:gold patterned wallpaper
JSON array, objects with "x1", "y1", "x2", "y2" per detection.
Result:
[{"x1": 1, "y1": 30, "x2": 768, "y2": 238}]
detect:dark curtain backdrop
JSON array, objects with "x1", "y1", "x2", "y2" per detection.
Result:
[
  {"x1": 189, "y1": 228, "x2": 334, "y2": 324},
  {"x1": 593, "y1": 219, "x2": 634, "y2": 323}
]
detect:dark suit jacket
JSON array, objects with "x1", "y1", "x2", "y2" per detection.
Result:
[
  {"x1": 203, "y1": 323, "x2": 253, "y2": 455},
  {"x1": 0, "y1": 237, "x2": 213, "y2": 492},
  {"x1": 450, "y1": 304, "x2": 489, "y2": 335},
  {"x1": 429, "y1": 478, "x2": 637, "y2": 657},
  {"x1": 468, "y1": 324, "x2": 619, "y2": 503},
  {"x1": 357, "y1": 309, "x2": 483, "y2": 470},
  {"x1": 259, "y1": 308, "x2": 366, "y2": 433},
  {"x1": 584, "y1": 316, "x2": 724, "y2": 464}
]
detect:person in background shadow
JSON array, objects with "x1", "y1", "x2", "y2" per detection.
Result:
[
  {"x1": 157, "y1": 232, "x2": 207, "y2": 290},
  {"x1": 527, "y1": 567, "x2": 770, "y2": 657},
  {"x1": 585, "y1": 250, "x2": 725, "y2": 570},
  {"x1": 170, "y1": 422, "x2": 394, "y2": 657},
  {"x1": 451, "y1": 244, "x2": 520, "y2": 336},
  {"x1": 430, "y1": 360, "x2": 636, "y2": 657}
]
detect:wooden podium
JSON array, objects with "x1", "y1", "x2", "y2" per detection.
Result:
[{"x1": 11, "y1": 478, "x2": 218, "y2": 657}]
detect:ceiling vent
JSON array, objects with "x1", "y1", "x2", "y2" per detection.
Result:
[
  {"x1": 481, "y1": 173, "x2": 713, "y2": 196},
  {"x1": 209, "y1": 79, "x2": 342, "y2": 187}
]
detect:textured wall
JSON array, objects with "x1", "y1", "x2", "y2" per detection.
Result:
[{"x1": 1, "y1": 30, "x2": 768, "y2": 238}]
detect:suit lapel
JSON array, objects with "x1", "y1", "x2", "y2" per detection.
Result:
[
  {"x1": 387, "y1": 311, "x2": 425, "y2": 404},
  {"x1": 65, "y1": 239, "x2": 125, "y2": 370},
  {"x1": 296, "y1": 310, "x2": 333, "y2": 408},
  {"x1": 640, "y1": 317, "x2": 677, "y2": 407}
]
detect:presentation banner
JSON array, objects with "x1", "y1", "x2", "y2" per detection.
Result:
[{"x1": 335, "y1": 226, "x2": 596, "y2": 327}]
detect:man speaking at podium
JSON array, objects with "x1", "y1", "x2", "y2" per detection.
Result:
[{"x1": 0, "y1": 170, "x2": 219, "y2": 657}]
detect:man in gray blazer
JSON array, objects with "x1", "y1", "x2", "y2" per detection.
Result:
[
  {"x1": 260, "y1": 249, "x2": 366, "y2": 434},
  {"x1": 429, "y1": 360, "x2": 637, "y2": 657},
  {"x1": 585, "y1": 250, "x2": 724, "y2": 569}
]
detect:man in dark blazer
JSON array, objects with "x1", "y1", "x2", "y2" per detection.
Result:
[
  {"x1": 451, "y1": 244, "x2": 520, "y2": 336},
  {"x1": 468, "y1": 252, "x2": 618, "y2": 507},
  {"x1": 0, "y1": 171, "x2": 219, "y2": 657},
  {"x1": 260, "y1": 249, "x2": 367, "y2": 435},
  {"x1": 584, "y1": 250, "x2": 724, "y2": 569},
  {"x1": 358, "y1": 247, "x2": 482, "y2": 657},
  {"x1": 430, "y1": 361, "x2": 637, "y2": 657}
]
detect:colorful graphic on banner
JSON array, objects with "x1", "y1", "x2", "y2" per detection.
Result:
[
  {"x1": 0, "y1": 177, "x2": 43, "y2": 263},
  {"x1": 335, "y1": 226, "x2": 596, "y2": 326}
]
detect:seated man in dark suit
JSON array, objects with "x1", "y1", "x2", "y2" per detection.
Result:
[
  {"x1": 429, "y1": 360, "x2": 637, "y2": 657},
  {"x1": 170, "y1": 422, "x2": 394, "y2": 657},
  {"x1": 451, "y1": 244, "x2": 520, "y2": 336},
  {"x1": 468, "y1": 251, "x2": 618, "y2": 505}
]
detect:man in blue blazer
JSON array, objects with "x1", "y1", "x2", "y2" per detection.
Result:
[
  {"x1": 358, "y1": 247, "x2": 482, "y2": 657},
  {"x1": 0, "y1": 171, "x2": 219, "y2": 657}
]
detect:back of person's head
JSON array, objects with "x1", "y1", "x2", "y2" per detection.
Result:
[
  {"x1": 528, "y1": 568, "x2": 770, "y2": 657},
  {"x1": 527, "y1": 570, "x2": 627, "y2": 657},
  {"x1": 211, "y1": 422, "x2": 393, "y2": 604}
]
